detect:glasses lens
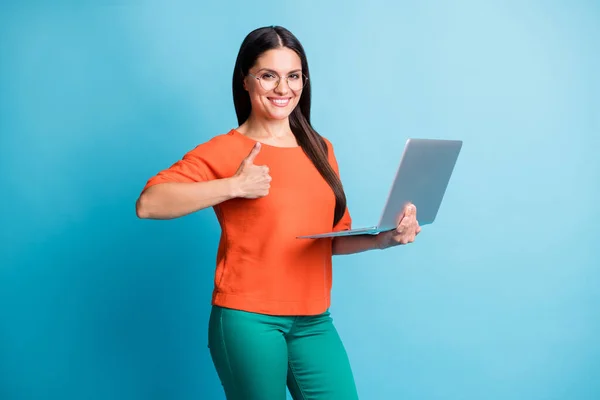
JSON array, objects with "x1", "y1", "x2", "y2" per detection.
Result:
[
  {"x1": 288, "y1": 74, "x2": 306, "y2": 91},
  {"x1": 258, "y1": 74, "x2": 278, "y2": 91}
]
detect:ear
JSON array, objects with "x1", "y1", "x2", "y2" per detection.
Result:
[{"x1": 243, "y1": 78, "x2": 248, "y2": 91}]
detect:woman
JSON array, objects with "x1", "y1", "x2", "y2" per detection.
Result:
[{"x1": 136, "y1": 26, "x2": 420, "y2": 400}]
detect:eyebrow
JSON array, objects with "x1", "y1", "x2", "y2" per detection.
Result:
[{"x1": 256, "y1": 68, "x2": 302, "y2": 75}]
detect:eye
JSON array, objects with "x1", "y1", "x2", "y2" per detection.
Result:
[
  {"x1": 260, "y1": 73, "x2": 278, "y2": 81},
  {"x1": 288, "y1": 73, "x2": 301, "y2": 80}
]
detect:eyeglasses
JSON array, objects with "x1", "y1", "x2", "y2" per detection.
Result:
[{"x1": 247, "y1": 71, "x2": 308, "y2": 92}]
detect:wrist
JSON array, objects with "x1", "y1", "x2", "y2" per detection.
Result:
[
  {"x1": 375, "y1": 233, "x2": 387, "y2": 250},
  {"x1": 225, "y1": 177, "x2": 243, "y2": 199}
]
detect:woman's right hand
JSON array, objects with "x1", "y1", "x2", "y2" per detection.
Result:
[{"x1": 232, "y1": 142, "x2": 272, "y2": 199}]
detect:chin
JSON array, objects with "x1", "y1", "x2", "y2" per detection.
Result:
[{"x1": 267, "y1": 110, "x2": 294, "y2": 120}]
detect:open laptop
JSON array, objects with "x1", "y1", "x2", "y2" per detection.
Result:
[{"x1": 297, "y1": 138, "x2": 463, "y2": 239}]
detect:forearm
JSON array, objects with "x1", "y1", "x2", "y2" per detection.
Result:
[
  {"x1": 332, "y1": 234, "x2": 382, "y2": 255},
  {"x1": 136, "y1": 178, "x2": 238, "y2": 220}
]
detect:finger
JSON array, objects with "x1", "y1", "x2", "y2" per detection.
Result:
[
  {"x1": 396, "y1": 206, "x2": 409, "y2": 226},
  {"x1": 396, "y1": 223, "x2": 407, "y2": 234},
  {"x1": 405, "y1": 203, "x2": 416, "y2": 217},
  {"x1": 245, "y1": 142, "x2": 261, "y2": 164},
  {"x1": 395, "y1": 215, "x2": 404, "y2": 227},
  {"x1": 396, "y1": 215, "x2": 411, "y2": 232}
]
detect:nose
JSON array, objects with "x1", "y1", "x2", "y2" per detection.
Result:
[{"x1": 273, "y1": 78, "x2": 290, "y2": 95}]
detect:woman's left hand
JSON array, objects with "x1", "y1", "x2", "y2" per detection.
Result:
[{"x1": 376, "y1": 203, "x2": 421, "y2": 249}]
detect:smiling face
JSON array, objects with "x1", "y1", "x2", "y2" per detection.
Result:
[{"x1": 244, "y1": 47, "x2": 304, "y2": 121}]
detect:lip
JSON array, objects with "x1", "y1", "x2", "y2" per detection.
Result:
[{"x1": 268, "y1": 97, "x2": 292, "y2": 107}]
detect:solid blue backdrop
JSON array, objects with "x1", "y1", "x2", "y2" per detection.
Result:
[{"x1": 1, "y1": 1, "x2": 598, "y2": 399}]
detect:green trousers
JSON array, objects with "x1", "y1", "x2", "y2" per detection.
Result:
[{"x1": 208, "y1": 306, "x2": 359, "y2": 400}]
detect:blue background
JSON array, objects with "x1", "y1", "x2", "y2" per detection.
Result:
[{"x1": 1, "y1": 1, "x2": 598, "y2": 399}]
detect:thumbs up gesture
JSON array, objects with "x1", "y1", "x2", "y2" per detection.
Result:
[{"x1": 232, "y1": 142, "x2": 272, "y2": 199}]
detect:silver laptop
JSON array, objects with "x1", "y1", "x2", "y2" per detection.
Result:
[{"x1": 297, "y1": 138, "x2": 463, "y2": 239}]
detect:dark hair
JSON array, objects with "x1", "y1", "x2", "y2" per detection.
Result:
[{"x1": 232, "y1": 26, "x2": 347, "y2": 227}]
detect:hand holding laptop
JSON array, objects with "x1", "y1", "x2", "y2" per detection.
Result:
[{"x1": 375, "y1": 203, "x2": 422, "y2": 249}]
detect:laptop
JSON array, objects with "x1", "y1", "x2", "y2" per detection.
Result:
[{"x1": 297, "y1": 138, "x2": 463, "y2": 239}]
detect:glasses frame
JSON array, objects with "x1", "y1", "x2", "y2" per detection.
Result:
[{"x1": 247, "y1": 71, "x2": 309, "y2": 92}]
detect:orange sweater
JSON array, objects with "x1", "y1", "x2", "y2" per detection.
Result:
[{"x1": 143, "y1": 129, "x2": 351, "y2": 315}]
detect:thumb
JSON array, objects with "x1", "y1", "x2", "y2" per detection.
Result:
[{"x1": 244, "y1": 142, "x2": 261, "y2": 164}]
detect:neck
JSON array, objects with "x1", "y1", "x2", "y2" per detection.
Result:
[{"x1": 238, "y1": 113, "x2": 293, "y2": 139}]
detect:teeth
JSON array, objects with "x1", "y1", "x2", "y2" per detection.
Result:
[{"x1": 271, "y1": 98, "x2": 289, "y2": 105}]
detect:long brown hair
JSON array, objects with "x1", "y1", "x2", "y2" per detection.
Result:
[{"x1": 232, "y1": 26, "x2": 347, "y2": 226}]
